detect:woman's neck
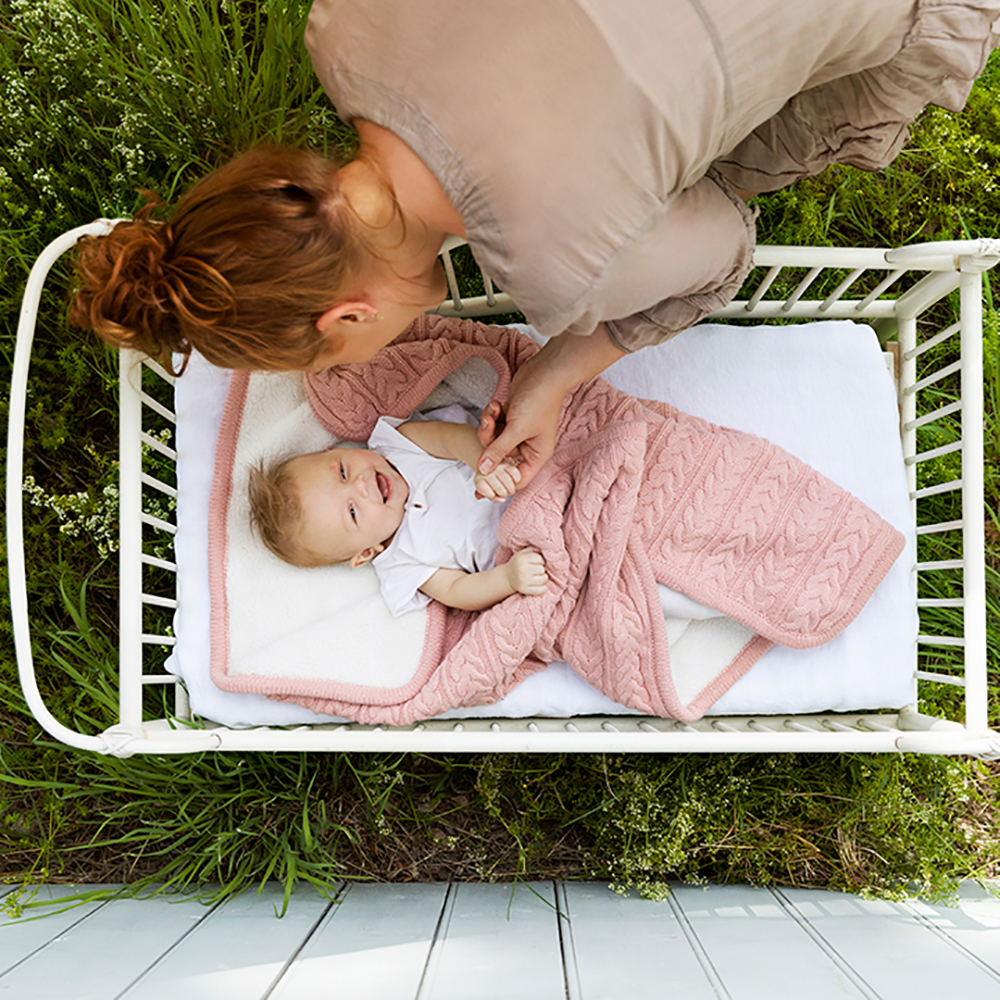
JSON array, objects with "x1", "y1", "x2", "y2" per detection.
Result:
[
  {"x1": 351, "y1": 120, "x2": 465, "y2": 244},
  {"x1": 336, "y1": 122, "x2": 455, "y2": 317}
]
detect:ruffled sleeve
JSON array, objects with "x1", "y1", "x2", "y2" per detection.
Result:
[{"x1": 594, "y1": 171, "x2": 757, "y2": 352}]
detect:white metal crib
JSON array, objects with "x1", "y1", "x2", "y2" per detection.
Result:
[{"x1": 8, "y1": 222, "x2": 999, "y2": 756}]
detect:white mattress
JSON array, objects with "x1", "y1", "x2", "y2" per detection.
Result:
[{"x1": 166, "y1": 321, "x2": 917, "y2": 726}]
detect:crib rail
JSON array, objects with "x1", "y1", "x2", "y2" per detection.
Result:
[
  {"x1": 8, "y1": 224, "x2": 997, "y2": 756},
  {"x1": 91, "y1": 709, "x2": 999, "y2": 757}
]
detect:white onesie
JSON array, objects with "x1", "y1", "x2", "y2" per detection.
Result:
[{"x1": 369, "y1": 416, "x2": 508, "y2": 617}]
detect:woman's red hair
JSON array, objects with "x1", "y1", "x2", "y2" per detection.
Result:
[{"x1": 70, "y1": 146, "x2": 365, "y2": 371}]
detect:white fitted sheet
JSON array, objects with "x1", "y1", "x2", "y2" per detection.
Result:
[{"x1": 166, "y1": 321, "x2": 917, "y2": 725}]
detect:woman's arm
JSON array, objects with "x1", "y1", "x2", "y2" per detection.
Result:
[
  {"x1": 419, "y1": 549, "x2": 548, "y2": 611},
  {"x1": 476, "y1": 322, "x2": 626, "y2": 488}
]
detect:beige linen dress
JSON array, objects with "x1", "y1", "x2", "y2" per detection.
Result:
[{"x1": 306, "y1": 0, "x2": 999, "y2": 350}]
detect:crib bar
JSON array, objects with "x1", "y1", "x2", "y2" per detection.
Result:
[
  {"x1": 903, "y1": 321, "x2": 960, "y2": 361},
  {"x1": 141, "y1": 472, "x2": 177, "y2": 499},
  {"x1": 141, "y1": 357, "x2": 177, "y2": 385},
  {"x1": 120, "y1": 350, "x2": 145, "y2": 727},
  {"x1": 894, "y1": 271, "x2": 963, "y2": 321},
  {"x1": 79, "y1": 709, "x2": 991, "y2": 756},
  {"x1": 781, "y1": 267, "x2": 822, "y2": 312},
  {"x1": 854, "y1": 269, "x2": 906, "y2": 312},
  {"x1": 142, "y1": 634, "x2": 177, "y2": 646},
  {"x1": 744, "y1": 266, "x2": 781, "y2": 311},
  {"x1": 959, "y1": 271, "x2": 988, "y2": 733},
  {"x1": 906, "y1": 441, "x2": 963, "y2": 466},
  {"x1": 905, "y1": 400, "x2": 962, "y2": 431},
  {"x1": 818, "y1": 268, "x2": 865, "y2": 312},
  {"x1": 917, "y1": 598, "x2": 964, "y2": 608},
  {"x1": 140, "y1": 675, "x2": 178, "y2": 685},
  {"x1": 95, "y1": 715, "x2": 999, "y2": 757},
  {"x1": 7, "y1": 222, "x2": 111, "y2": 753},
  {"x1": 897, "y1": 313, "x2": 919, "y2": 704},
  {"x1": 142, "y1": 724, "x2": 911, "y2": 755},
  {"x1": 174, "y1": 683, "x2": 190, "y2": 720},
  {"x1": 912, "y1": 479, "x2": 963, "y2": 500},
  {"x1": 433, "y1": 291, "x2": 516, "y2": 318},
  {"x1": 141, "y1": 553, "x2": 178, "y2": 572},
  {"x1": 916, "y1": 671, "x2": 967, "y2": 688},
  {"x1": 857, "y1": 719, "x2": 895, "y2": 732},
  {"x1": 885, "y1": 237, "x2": 1000, "y2": 267},
  {"x1": 483, "y1": 271, "x2": 497, "y2": 307},
  {"x1": 902, "y1": 359, "x2": 963, "y2": 397},
  {"x1": 441, "y1": 249, "x2": 462, "y2": 311},
  {"x1": 140, "y1": 431, "x2": 177, "y2": 461},
  {"x1": 756, "y1": 246, "x2": 917, "y2": 269},
  {"x1": 139, "y1": 390, "x2": 176, "y2": 424},
  {"x1": 918, "y1": 635, "x2": 966, "y2": 647},
  {"x1": 142, "y1": 593, "x2": 178, "y2": 609},
  {"x1": 916, "y1": 559, "x2": 964, "y2": 571},
  {"x1": 916, "y1": 521, "x2": 964, "y2": 535},
  {"x1": 141, "y1": 512, "x2": 177, "y2": 535},
  {"x1": 722, "y1": 298, "x2": 899, "y2": 320}
]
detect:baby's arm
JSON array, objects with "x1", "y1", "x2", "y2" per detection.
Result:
[
  {"x1": 419, "y1": 549, "x2": 548, "y2": 611},
  {"x1": 397, "y1": 420, "x2": 520, "y2": 501}
]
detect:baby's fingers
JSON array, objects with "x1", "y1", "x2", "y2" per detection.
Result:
[
  {"x1": 520, "y1": 571, "x2": 549, "y2": 595},
  {"x1": 475, "y1": 476, "x2": 498, "y2": 501},
  {"x1": 513, "y1": 549, "x2": 548, "y2": 594},
  {"x1": 491, "y1": 464, "x2": 521, "y2": 497}
]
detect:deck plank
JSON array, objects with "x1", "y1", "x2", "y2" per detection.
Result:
[
  {"x1": 420, "y1": 882, "x2": 565, "y2": 1000},
  {"x1": 0, "y1": 892, "x2": 213, "y2": 1000},
  {"x1": 779, "y1": 887, "x2": 1000, "y2": 998},
  {"x1": 267, "y1": 882, "x2": 448, "y2": 1000},
  {"x1": 0, "y1": 885, "x2": 113, "y2": 979},
  {"x1": 899, "y1": 883, "x2": 1000, "y2": 976},
  {"x1": 120, "y1": 884, "x2": 333, "y2": 1000},
  {"x1": 673, "y1": 883, "x2": 874, "y2": 998},
  {"x1": 4, "y1": 880, "x2": 1000, "y2": 998},
  {"x1": 560, "y1": 883, "x2": 720, "y2": 999}
]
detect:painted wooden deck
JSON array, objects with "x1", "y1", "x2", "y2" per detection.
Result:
[{"x1": 2, "y1": 881, "x2": 1000, "y2": 999}]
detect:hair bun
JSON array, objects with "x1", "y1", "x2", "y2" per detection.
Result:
[
  {"x1": 70, "y1": 208, "x2": 182, "y2": 364},
  {"x1": 70, "y1": 201, "x2": 235, "y2": 370},
  {"x1": 70, "y1": 146, "x2": 357, "y2": 372}
]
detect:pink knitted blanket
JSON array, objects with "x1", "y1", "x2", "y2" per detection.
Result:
[{"x1": 271, "y1": 316, "x2": 903, "y2": 723}]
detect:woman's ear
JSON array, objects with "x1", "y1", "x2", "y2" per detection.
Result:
[
  {"x1": 349, "y1": 543, "x2": 384, "y2": 568},
  {"x1": 316, "y1": 300, "x2": 382, "y2": 331}
]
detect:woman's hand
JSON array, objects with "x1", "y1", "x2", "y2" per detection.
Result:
[
  {"x1": 477, "y1": 324, "x2": 627, "y2": 491},
  {"x1": 476, "y1": 349, "x2": 566, "y2": 491}
]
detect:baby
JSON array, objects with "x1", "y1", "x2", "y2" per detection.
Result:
[{"x1": 248, "y1": 416, "x2": 548, "y2": 615}]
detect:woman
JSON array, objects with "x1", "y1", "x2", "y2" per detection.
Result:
[{"x1": 73, "y1": 0, "x2": 1000, "y2": 487}]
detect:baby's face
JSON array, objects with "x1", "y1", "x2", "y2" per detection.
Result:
[{"x1": 286, "y1": 446, "x2": 409, "y2": 566}]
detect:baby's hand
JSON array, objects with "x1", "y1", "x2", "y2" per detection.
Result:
[
  {"x1": 475, "y1": 460, "x2": 521, "y2": 501},
  {"x1": 504, "y1": 548, "x2": 548, "y2": 596}
]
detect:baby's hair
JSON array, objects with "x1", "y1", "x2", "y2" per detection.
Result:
[
  {"x1": 247, "y1": 456, "x2": 342, "y2": 568},
  {"x1": 70, "y1": 145, "x2": 367, "y2": 373}
]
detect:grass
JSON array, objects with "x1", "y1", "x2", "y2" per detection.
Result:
[{"x1": 2, "y1": 1, "x2": 1000, "y2": 914}]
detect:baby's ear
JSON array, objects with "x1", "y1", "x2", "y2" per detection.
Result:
[{"x1": 349, "y1": 543, "x2": 384, "y2": 568}]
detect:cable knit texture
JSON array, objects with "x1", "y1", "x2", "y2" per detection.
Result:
[{"x1": 213, "y1": 316, "x2": 906, "y2": 724}]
